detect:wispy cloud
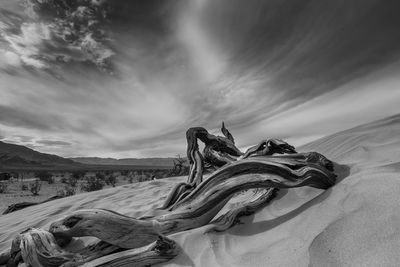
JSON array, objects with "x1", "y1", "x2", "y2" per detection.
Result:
[
  {"x1": 249, "y1": 63, "x2": 400, "y2": 147},
  {"x1": 4, "y1": 22, "x2": 51, "y2": 69},
  {"x1": 36, "y1": 140, "x2": 72, "y2": 146},
  {"x1": 0, "y1": 1, "x2": 114, "y2": 75},
  {"x1": 0, "y1": 105, "x2": 63, "y2": 130},
  {"x1": 0, "y1": 49, "x2": 22, "y2": 68}
]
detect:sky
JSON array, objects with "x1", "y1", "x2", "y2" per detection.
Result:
[{"x1": 1, "y1": 0, "x2": 400, "y2": 158}]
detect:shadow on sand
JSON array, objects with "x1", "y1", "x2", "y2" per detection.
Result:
[{"x1": 219, "y1": 162, "x2": 351, "y2": 237}]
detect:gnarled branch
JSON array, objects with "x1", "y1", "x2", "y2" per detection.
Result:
[{"x1": 8, "y1": 228, "x2": 178, "y2": 267}]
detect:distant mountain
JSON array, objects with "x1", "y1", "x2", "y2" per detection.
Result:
[
  {"x1": 0, "y1": 140, "x2": 182, "y2": 171},
  {"x1": 0, "y1": 141, "x2": 76, "y2": 169},
  {"x1": 70, "y1": 157, "x2": 178, "y2": 167}
]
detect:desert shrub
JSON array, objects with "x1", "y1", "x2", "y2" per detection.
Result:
[
  {"x1": 56, "y1": 188, "x2": 64, "y2": 197},
  {"x1": 34, "y1": 171, "x2": 54, "y2": 184},
  {"x1": 57, "y1": 185, "x2": 76, "y2": 197},
  {"x1": 67, "y1": 177, "x2": 78, "y2": 187},
  {"x1": 95, "y1": 172, "x2": 105, "y2": 181},
  {"x1": 138, "y1": 175, "x2": 147, "y2": 182},
  {"x1": 105, "y1": 175, "x2": 117, "y2": 187},
  {"x1": 21, "y1": 183, "x2": 28, "y2": 191},
  {"x1": 169, "y1": 155, "x2": 189, "y2": 177},
  {"x1": 71, "y1": 171, "x2": 86, "y2": 180},
  {"x1": 0, "y1": 182, "x2": 8, "y2": 193},
  {"x1": 47, "y1": 176, "x2": 55, "y2": 184},
  {"x1": 60, "y1": 176, "x2": 68, "y2": 184},
  {"x1": 29, "y1": 180, "x2": 41, "y2": 196},
  {"x1": 0, "y1": 173, "x2": 11, "y2": 181},
  {"x1": 64, "y1": 186, "x2": 76, "y2": 196},
  {"x1": 80, "y1": 176, "x2": 104, "y2": 192}
]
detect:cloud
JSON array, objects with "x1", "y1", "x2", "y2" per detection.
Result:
[
  {"x1": 0, "y1": 134, "x2": 35, "y2": 149},
  {"x1": 250, "y1": 63, "x2": 400, "y2": 147},
  {"x1": 0, "y1": 1, "x2": 115, "y2": 74},
  {"x1": 12, "y1": 135, "x2": 34, "y2": 143},
  {"x1": 0, "y1": 105, "x2": 62, "y2": 130},
  {"x1": 3, "y1": 22, "x2": 51, "y2": 69},
  {"x1": 179, "y1": 0, "x2": 400, "y2": 106},
  {"x1": 36, "y1": 140, "x2": 72, "y2": 146},
  {"x1": 0, "y1": 50, "x2": 22, "y2": 68}
]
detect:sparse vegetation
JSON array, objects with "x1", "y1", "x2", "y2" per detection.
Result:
[
  {"x1": 0, "y1": 172, "x2": 11, "y2": 181},
  {"x1": 169, "y1": 155, "x2": 189, "y2": 177},
  {"x1": 95, "y1": 172, "x2": 105, "y2": 181},
  {"x1": 0, "y1": 167, "x2": 173, "y2": 213},
  {"x1": 0, "y1": 182, "x2": 8, "y2": 193},
  {"x1": 21, "y1": 183, "x2": 28, "y2": 191},
  {"x1": 120, "y1": 170, "x2": 129, "y2": 176},
  {"x1": 81, "y1": 175, "x2": 104, "y2": 192},
  {"x1": 34, "y1": 171, "x2": 54, "y2": 184},
  {"x1": 57, "y1": 185, "x2": 76, "y2": 197},
  {"x1": 29, "y1": 180, "x2": 42, "y2": 196},
  {"x1": 105, "y1": 174, "x2": 117, "y2": 187},
  {"x1": 67, "y1": 176, "x2": 78, "y2": 187},
  {"x1": 138, "y1": 173, "x2": 149, "y2": 182},
  {"x1": 64, "y1": 186, "x2": 76, "y2": 196},
  {"x1": 72, "y1": 170, "x2": 86, "y2": 180}
]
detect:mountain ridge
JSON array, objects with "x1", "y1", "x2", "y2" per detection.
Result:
[
  {"x1": 69, "y1": 157, "x2": 177, "y2": 167},
  {"x1": 0, "y1": 141, "x2": 76, "y2": 167},
  {"x1": 0, "y1": 140, "x2": 179, "y2": 170}
]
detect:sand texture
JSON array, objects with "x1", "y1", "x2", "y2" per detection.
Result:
[{"x1": 1, "y1": 115, "x2": 400, "y2": 266}]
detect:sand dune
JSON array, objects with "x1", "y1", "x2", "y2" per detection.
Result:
[{"x1": 1, "y1": 114, "x2": 400, "y2": 266}]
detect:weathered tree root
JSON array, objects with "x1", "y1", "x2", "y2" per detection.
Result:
[
  {"x1": 159, "y1": 124, "x2": 243, "y2": 210},
  {"x1": 76, "y1": 234, "x2": 178, "y2": 267},
  {"x1": 206, "y1": 188, "x2": 279, "y2": 233},
  {"x1": 0, "y1": 251, "x2": 10, "y2": 266},
  {"x1": 160, "y1": 149, "x2": 204, "y2": 210},
  {"x1": 6, "y1": 228, "x2": 178, "y2": 267},
  {"x1": 167, "y1": 153, "x2": 335, "y2": 212}
]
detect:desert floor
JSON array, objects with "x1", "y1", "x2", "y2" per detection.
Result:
[
  {"x1": 0, "y1": 174, "x2": 139, "y2": 214},
  {"x1": 1, "y1": 114, "x2": 400, "y2": 266}
]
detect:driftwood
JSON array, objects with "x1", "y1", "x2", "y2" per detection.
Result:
[
  {"x1": 1, "y1": 122, "x2": 336, "y2": 267},
  {"x1": 206, "y1": 187, "x2": 279, "y2": 233},
  {"x1": 3, "y1": 228, "x2": 178, "y2": 267}
]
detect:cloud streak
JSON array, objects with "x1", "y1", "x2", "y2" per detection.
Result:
[{"x1": 36, "y1": 140, "x2": 72, "y2": 146}]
